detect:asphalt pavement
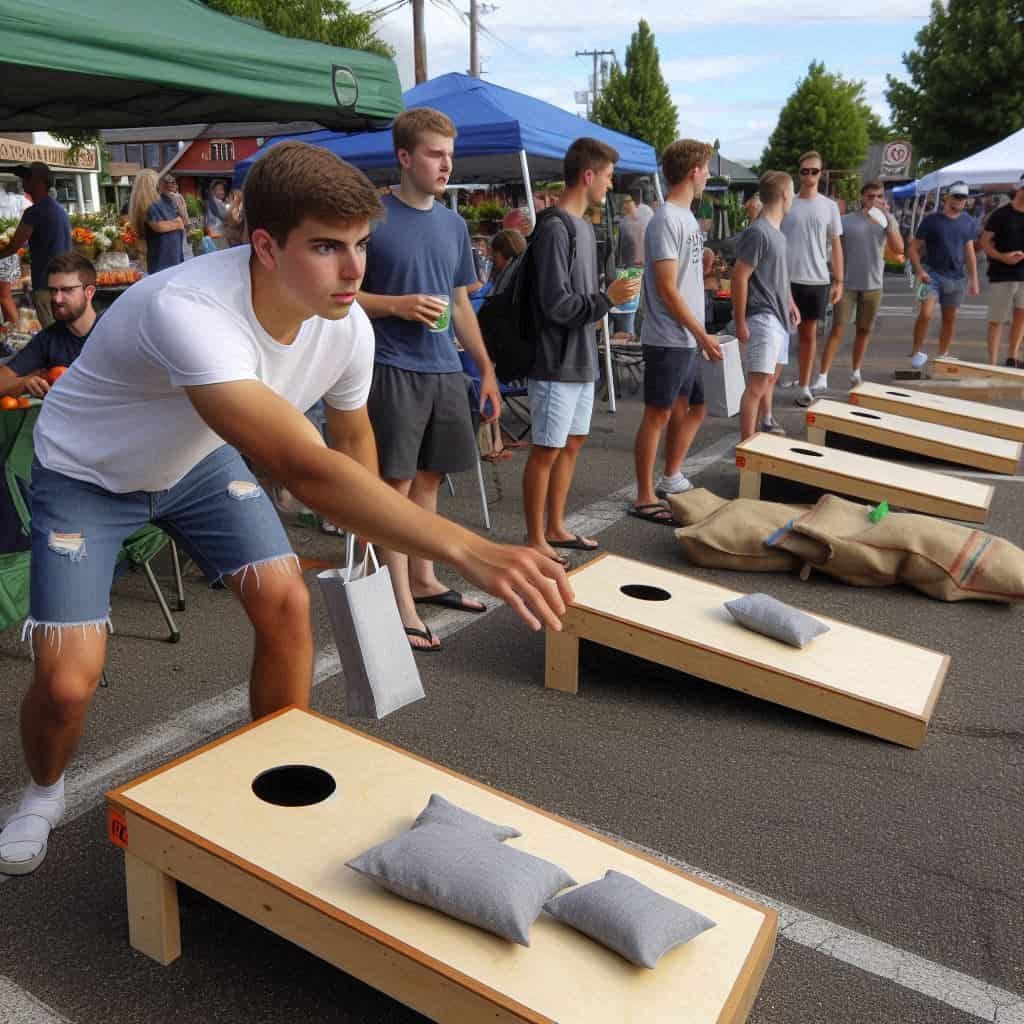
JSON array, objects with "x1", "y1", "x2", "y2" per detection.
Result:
[{"x1": 1, "y1": 271, "x2": 1021, "y2": 1024}]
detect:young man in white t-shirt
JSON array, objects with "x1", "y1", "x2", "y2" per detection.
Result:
[{"x1": 0, "y1": 142, "x2": 571, "y2": 877}]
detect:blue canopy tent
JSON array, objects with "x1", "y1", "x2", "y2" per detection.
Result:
[{"x1": 233, "y1": 72, "x2": 662, "y2": 217}]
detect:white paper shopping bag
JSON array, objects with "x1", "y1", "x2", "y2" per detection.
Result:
[{"x1": 317, "y1": 536, "x2": 425, "y2": 719}]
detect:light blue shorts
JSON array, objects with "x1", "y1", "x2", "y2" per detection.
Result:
[
  {"x1": 528, "y1": 379, "x2": 595, "y2": 448},
  {"x1": 918, "y1": 268, "x2": 967, "y2": 309},
  {"x1": 27, "y1": 444, "x2": 295, "y2": 631}
]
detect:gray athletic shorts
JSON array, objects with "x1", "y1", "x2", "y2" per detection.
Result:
[{"x1": 368, "y1": 364, "x2": 478, "y2": 480}]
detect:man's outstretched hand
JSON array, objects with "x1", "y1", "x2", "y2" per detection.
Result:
[{"x1": 455, "y1": 537, "x2": 574, "y2": 631}]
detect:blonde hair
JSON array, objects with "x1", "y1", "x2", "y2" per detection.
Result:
[
  {"x1": 393, "y1": 108, "x2": 457, "y2": 155},
  {"x1": 799, "y1": 150, "x2": 822, "y2": 167},
  {"x1": 128, "y1": 168, "x2": 162, "y2": 255},
  {"x1": 758, "y1": 171, "x2": 793, "y2": 205}
]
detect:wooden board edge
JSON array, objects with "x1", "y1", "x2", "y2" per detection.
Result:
[
  {"x1": 920, "y1": 653, "x2": 952, "y2": 725},
  {"x1": 106, "y1": 706, "x2": 296, "y2": 804},
  {"x1": 124, "y1": 813, "x2": 552, "y2": 1024},
  {"x1": 852, "y1": 395, "x2": 1024, "y2": 442},
  {"x1": 717, "y1": 909, "x2": 778, "y2": 1024}
]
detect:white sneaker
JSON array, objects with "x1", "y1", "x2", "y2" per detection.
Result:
[
  {"x1": 850, "y1": 369, "x2": 863, "y2": 387},
  {"x1": 794, "y1": 387, "x2": 814, "y2": 408},
  {"x1": 910, "y1": 352, "x2": 928, "y2": 370},
  {"x1": 760, "y1": 419, "x2": 786, "y2": 436},
  {"x1": 781, "y1": 377, "x2": 800, "y2": 388},
  {"x1": 655, "y1": 474, "x2": 693, "y2": 498},
  {"x1": 812, "y1": 373, "x2": 828, "y2": 391}
]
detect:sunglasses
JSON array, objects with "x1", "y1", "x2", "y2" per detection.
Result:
[{"x1": 799, "y1": 168, "x2": 821, "y2": 176}]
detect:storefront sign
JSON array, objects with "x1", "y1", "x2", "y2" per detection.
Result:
[
  {"x1": 0, "y1": 137, "x2": 98, "y2": 171},
  {"x1": 880, "y1": 140, "x2": 912, "y2": 179}
]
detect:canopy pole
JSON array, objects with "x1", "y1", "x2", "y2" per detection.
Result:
[
  {"x1": 519, "y1": 150, "x2": 536, "y2": 225},
  {"x1": 654, "y1": 173, "x2": 665, "y2": 204},
  {"x1": 602, "y1": 314, "x2": 617, "y2": 413}
]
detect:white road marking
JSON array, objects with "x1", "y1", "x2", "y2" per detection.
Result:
[
  {"x1": 0, "y1": 977, "x2": 74, "y2": 1023},
  {"x1": 3, "y1": 435, "x2": 1020, "y2": 1021},
  {"x1": 585, "y1": 826, "x2": 1024, "y2": 1024}
]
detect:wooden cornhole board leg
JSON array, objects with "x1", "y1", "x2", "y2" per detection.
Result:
[
  {"x1": 546, "y1": 555, "x2": 948, "y2": 749},
  {"x1": 125, "y1": 850, "x2": 181, "y2": 965},
  {"x1": 737, "y1": 468, "x2": 762, "y2": 499}
]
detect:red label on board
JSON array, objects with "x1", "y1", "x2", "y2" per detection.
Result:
[
  {"x1": 736, "y1": 455, "x2": 746, "y2": 468},
  {"x1": 807, "y1": 414, "x2": 816, "y2": 424},
  {"x1": 108, "y1": 807, "x2": 128, "y2": 849},
  {"x1": 850, "y1": 394, "x2": 860, "y2": 404}
]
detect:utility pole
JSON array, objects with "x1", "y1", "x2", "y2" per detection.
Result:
[
  {"x1": 468, "y1": 1, "x2": 496, "y2": 77},
  {"x1": 413, "y1": 0, "x2": 427, "y2": 84},
  {"x1": 575, "y1": 48, "x2": 615, "y2": 116}
]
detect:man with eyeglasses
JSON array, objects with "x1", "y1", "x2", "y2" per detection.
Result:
[
  {"x1": 780, "y1": 150, "x2": 844, "y2": 407},
  {"x1": 815, "y1": 180, "x2": 904, "y2": 388},
  {"x1": 0, "y1": 252, "x2": 98, "y2": 399},
  {"x1": 908, "y1": 181, "x2": 980, "y2": 370}
]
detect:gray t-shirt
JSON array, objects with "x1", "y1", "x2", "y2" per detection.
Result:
[
  {"x1": 617, "y1": 212, "x2": 647, "y2": 267},
  {"x1": 735, "y1": 218, "x2": 790, "y2": 329},
  {"x1": 640, "y1": 202, "x2": 705, "y2": 349},
  {"x1": 841, "y1": 209, "x2": 897, "y2": 292},
  {"x1": 781, "y1": 193, "x2": 843, "y2": 285}
]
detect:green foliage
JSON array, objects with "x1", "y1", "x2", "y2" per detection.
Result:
[
  {"x1": 834, "y1": 174, "x2": 861, "y2": 208},
  {"x1": 202, "y1": 0, "x2": 393, "y2": 58},
  {"x1": 885, "y1": 0, "x2": 1024, "y2": 166},
  {"x1": 721, "y1": 191, "x2": 749, "y2": 234},
  {"x1": 591, "y1": 20, "x2": 678, "y2": 155},
  {"x1": 472, "y1": 200, "x2": 510, "y2": 222},
  {"x1": 185, "y1": 194, "x2": 205, "y2": 220},
  {"x1": 51, "y1": 131, "x2": 100, "y2": 162},
  {"x1": 760, "y1": 61, "x2": 872, "y2": 173}
]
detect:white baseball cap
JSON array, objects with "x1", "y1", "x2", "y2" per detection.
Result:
[{"x1": 948, "y1": 181, "x2": 970, "y2": 197}]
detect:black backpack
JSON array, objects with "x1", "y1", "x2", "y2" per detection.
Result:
[{"x1": 478, "y1": 208, "x2": 577, "y2": 383}]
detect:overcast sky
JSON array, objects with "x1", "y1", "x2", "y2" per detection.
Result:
[{"x1": 370, "y1": 1, "x2": 932, "y2": 164}]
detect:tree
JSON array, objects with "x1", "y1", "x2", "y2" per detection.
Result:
[
  {"x1": 590, "y1": 20, "x2": 678, "y2": 156},
  {"x1": 759, "y1": 61, "x2": 872, "y2": 173},
  {"x1": 885, "y1": 0, "x2": 1024, "y2": 166},
  {"x1": 203, "y1": 0, "x2": 393, "y2": 59}
]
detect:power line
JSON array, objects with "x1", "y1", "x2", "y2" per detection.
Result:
[{"x1": 575, "y1": 48, "x2": 615, "y2": 117}]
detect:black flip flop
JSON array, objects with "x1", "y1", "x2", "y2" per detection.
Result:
[
  {"x1": 404, "y1": 625, "x2": 442, "y2": 651},
  {"x1": 546, "y1": 534, "x2": 600, "y2": 552},
  {"x1": 628, "y1": 503, "x2": 675, "y2": 525},
  {"x1": 413, "y1": 588, "x2": 486, "y2": 614}
]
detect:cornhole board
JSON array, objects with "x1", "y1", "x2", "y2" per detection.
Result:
[
  {"x1": 932, "y1": 356, "x2": 1024, "y2": 383},
  {"x1": 546, "y1": 555, "x2": 948, "y2": 749},
  {"x1": 907, "y1": 378, "x2": 1024, "y2": 404},
  {"x1": 734, "y1": 432, "x2": 993, "y2": 523},
  {"x1": 850, "y1": 381, "x2": 1024, "y2": 443},
  {"x1": 805, "y1": 398, "x2": 1021, "y2": 475},
  {"x1": 106, "y1": 707, "x2": 776, "y2": 1024}
]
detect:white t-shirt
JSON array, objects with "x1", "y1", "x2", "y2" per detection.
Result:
[
  {"x1": 780, "y1": 193, "x2": 843, "y2": 285},
  {"x1": 35, "y1": 246, "x2": 375, "y2": 493}
]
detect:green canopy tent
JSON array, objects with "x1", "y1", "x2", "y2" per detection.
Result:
[{"x1": 0, "y1": 0, "x2": 403, "y2": 132}]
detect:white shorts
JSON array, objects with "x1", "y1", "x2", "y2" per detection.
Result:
[
  {"x1": 745, "y1": 312, "x2": 790, "y2": 374},
  {"x1": 528, "y1": 379, "x2": 595, "y2": 448}
]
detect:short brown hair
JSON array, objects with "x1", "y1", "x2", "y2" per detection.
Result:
[
  {"x1": 799, "y1": 150, "x2": 822, "y2": 167},
  {"x1": 759, "y1": 171, "x2": 794, "y2": 206},
  {"x1": 861, "y1": 178, "x2": 883, "y2": 194},
  {"x1": 392, "y1": 107, "x2": 457, "y2": 155},
  {"x1": 47, "y1": 251, "x2": 96, "y2": 288},
  {"x1": 662, "y1": 139, "x2": 714, "y2": 187},
  {"x1": 490, "y1": 228, "x2": 527, "y2": 262},
  {"x1": 243, "y1": 141, "x2": 382, "y2": 246},
  {"x1": 564, "y1": 137, "x2": 619, "y2": 186}
]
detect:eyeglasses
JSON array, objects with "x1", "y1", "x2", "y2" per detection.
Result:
[
  {"x1": 799, "y1": 168, "x2": 822, "y2": 176},
  {"x1": 49, "y1": 285, "x2": 85, "y2": 296}
]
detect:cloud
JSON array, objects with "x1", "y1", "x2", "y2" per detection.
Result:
[{"x1": 661, "y1": 55, "x2": 776, "y2": 84}]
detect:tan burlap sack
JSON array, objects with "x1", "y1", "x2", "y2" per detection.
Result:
[
  {"x1": 771, "y1": 493, "x2": 1024, "y2": 603},
  {"x1": 671, "y1": 490, "x2": 807, "y2": 573}
]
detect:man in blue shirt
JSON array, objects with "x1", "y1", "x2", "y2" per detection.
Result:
[
  {"x1": 0, "y1": 253, "x2": 99, "y2": 399},
  {"x1": 908, "y1": 181, "x2": 980, "y2": 370},
  {"x1": 0, "y1": 162, "x2": 71, "y2": 328},
  {"x1": 358, "y1": 108, "x2": 501, "y2": 651}
]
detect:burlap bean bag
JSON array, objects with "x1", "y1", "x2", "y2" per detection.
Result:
[
  {"x1": 770, "y1": 493, "x2": 1024, "y2": 603},
  {"x1": 670, "y1": 490, "x2": 807, "y2": 573}
]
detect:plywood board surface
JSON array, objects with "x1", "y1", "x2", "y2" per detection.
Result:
[
  {"x1": 933, "y1": 357, "x2": 1024, "y2": 382},
  {"x1": 114, "y1": 709, "x2": 772, "y2": 1024},
  {"x1": 568, "y1": 555, "x2": 946, "y2": 719}
]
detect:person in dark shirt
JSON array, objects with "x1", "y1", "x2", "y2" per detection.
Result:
[
  {"x1": 0, "y1": 162, "x2": 72, "y2": 328},
  {"x1": 0, "y1": 253, "x2": 98, "y2": 398},
  {"x1": 980, "y1": 175, "x2": 1024, "y2": 366},
  {"x1": 128, "y1": 168, "x2": 185, "y2": 275}
]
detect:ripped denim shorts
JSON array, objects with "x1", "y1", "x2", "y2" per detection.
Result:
[{"x1": 25, "y1": 444, "x2": 296, "y2": 637}]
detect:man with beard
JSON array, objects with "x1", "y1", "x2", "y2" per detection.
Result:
[{"x1": 0, "y1": 252, "x2": 98, "y2": 398}]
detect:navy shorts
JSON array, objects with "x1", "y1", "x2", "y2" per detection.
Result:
[
  {"x1": 642, "y1": 346, "x2": 705, "y2": 409},
  {"x1": 790, "y1": 282, "x2": 830, "y2": 322},
  {"x1": 27, "y1": 445, "x2": 295, "y2": 628}
]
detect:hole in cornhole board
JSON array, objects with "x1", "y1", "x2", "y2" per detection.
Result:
[
  {"x1": 788, "y1": 447, "x2": 825, "y2": 458},
  {"x1": 620, "y1": 583, "x2": 672, "y2": 601},
  {"x1": 757, "y1": 473, "x2": 878, "y2": 509},
  {"x1": 884, "y1": 390, "x2": 913, "y2": 398},
  {"x1": 849, "y1": 410, "x2": 883, "y2": 420},
  {"x1": 252, "y1": 765, "x2": 336, "y2": 806}
]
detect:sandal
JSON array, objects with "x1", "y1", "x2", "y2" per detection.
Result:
[
  {"x1": 414, "y1": 588, "x2": 486, "y2": 613},
  {"x1": 404, "y1": 625, "x2": 441, "y2": 652},
  {"x1": 628, "y1": 503, "x2": 676, "y2": 526},
  {"x1": 547, "y1": 534, "x2": 600, "y2": 551},
  {"x1": 0, "y1": 811, "x2": 54, "y2": 876}
]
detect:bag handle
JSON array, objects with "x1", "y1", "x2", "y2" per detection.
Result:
[{"x1": 345, "y1": 532, "x2": 380, "y2": 576}]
